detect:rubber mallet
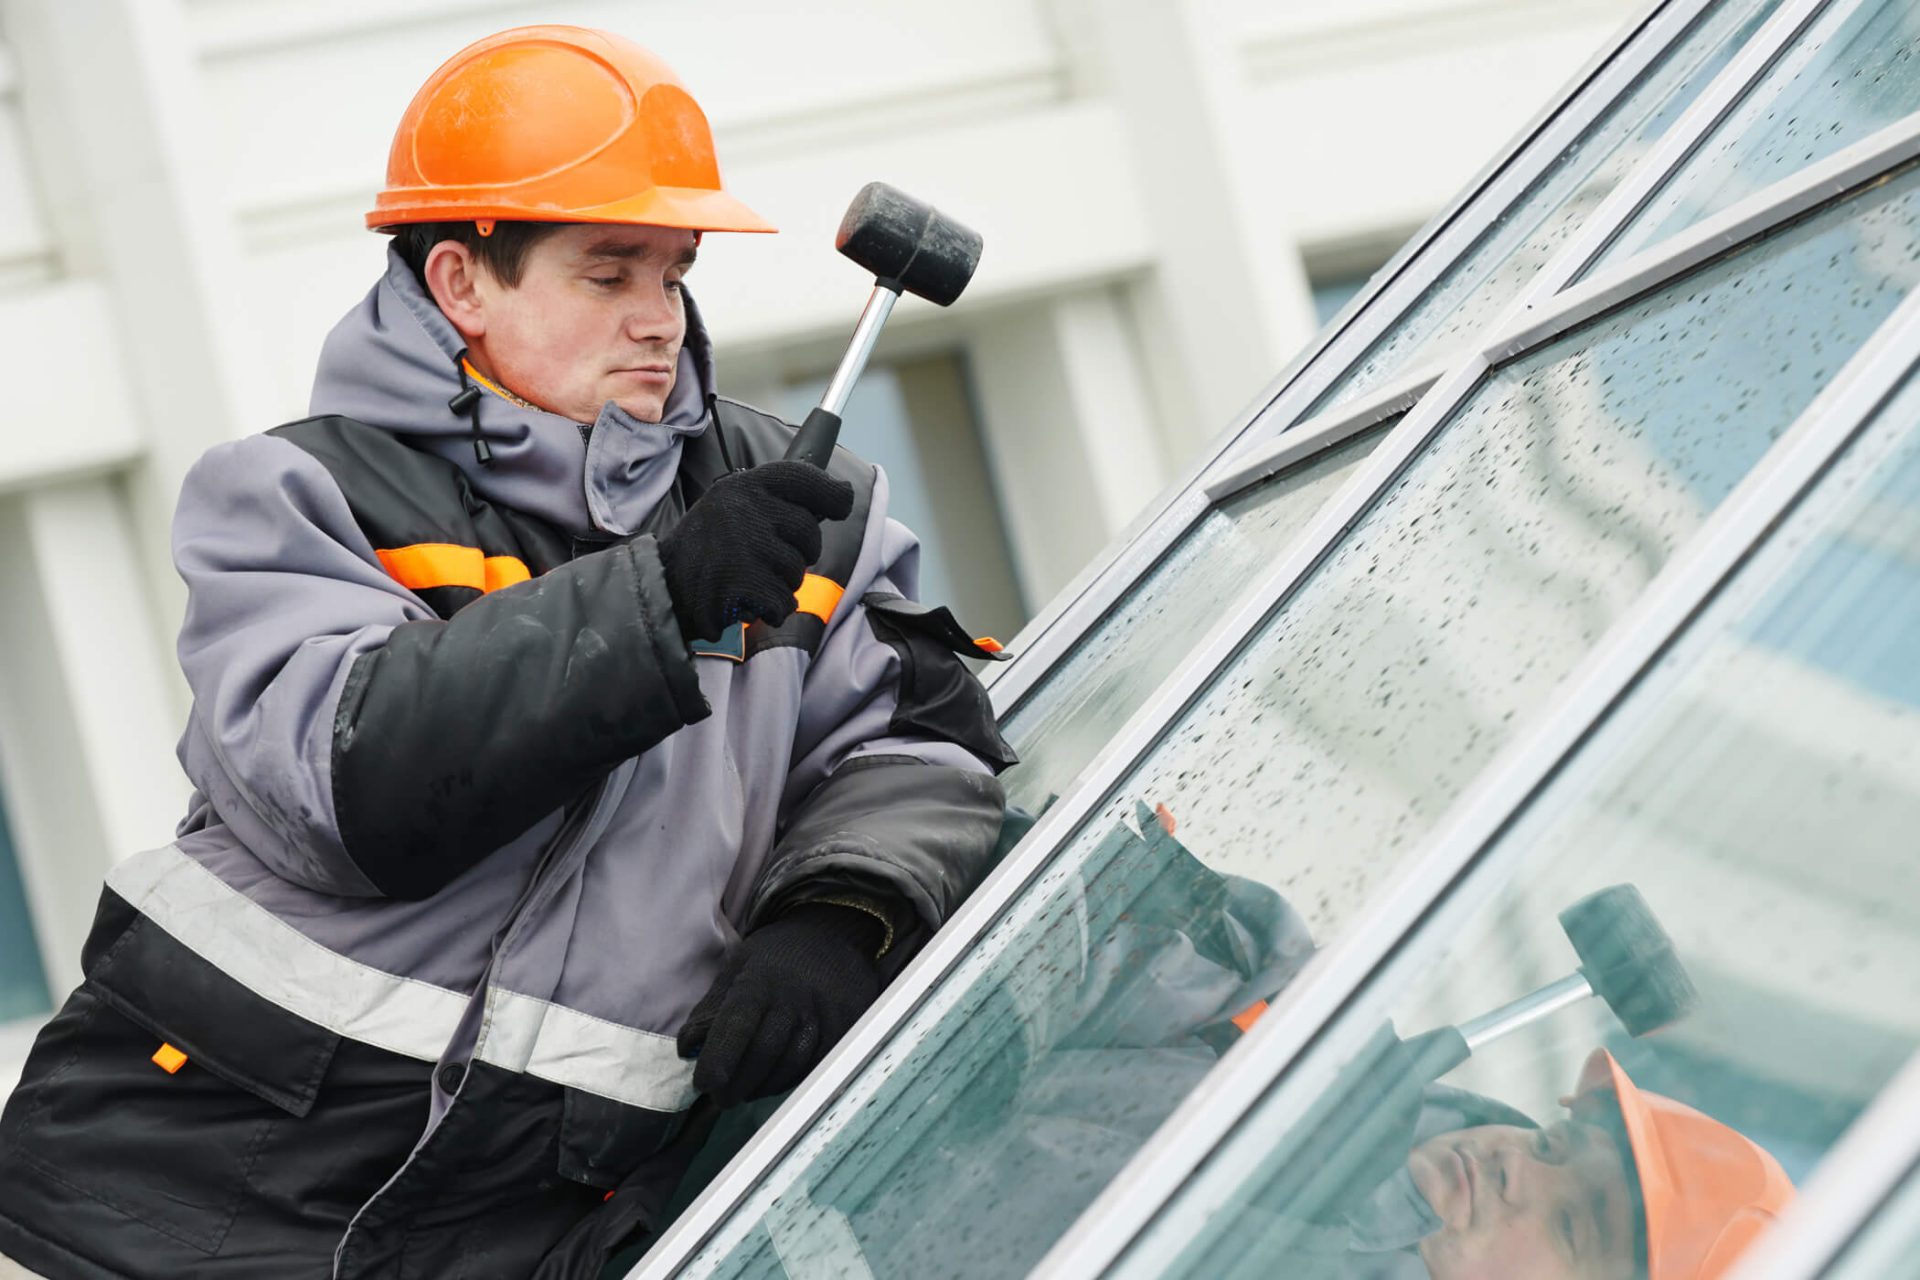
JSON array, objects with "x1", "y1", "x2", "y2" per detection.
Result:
[{"x1": 785, "y1": 182, "x2": 984, "y2": 467}]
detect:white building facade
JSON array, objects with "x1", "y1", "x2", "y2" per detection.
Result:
[{"x1": 0, "y1": 0, "x2": 1639, "y2": 1084}]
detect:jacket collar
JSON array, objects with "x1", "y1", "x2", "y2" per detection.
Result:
[{"x1": 307, "y1": 247, "x2": 718, "y2": 537}]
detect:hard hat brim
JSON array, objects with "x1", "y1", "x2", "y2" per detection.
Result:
[{"x1": 367, "y1": 185, "x2": 776, "y2": 234}]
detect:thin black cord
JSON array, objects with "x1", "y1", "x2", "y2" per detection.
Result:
[{"x1": 449, "y1": 355, "x2": 491, "y2": 466}]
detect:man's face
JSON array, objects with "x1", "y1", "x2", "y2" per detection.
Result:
[
  {"x1": 460, "y1": 223, "x2": 696, "y2": 425},
  {"x1": 1409, "y1": 1118, "x2": 1637, "y2": 1280}
]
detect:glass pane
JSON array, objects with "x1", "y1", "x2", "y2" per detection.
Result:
[
  {"x1": 0, "y1": 787, "x2": 48, "y2": 1024},
  {"x1": 1592, "y1": 0, "x2": 1920, "y2": 274},
  {"x1": 673, "y1": 165, "x2": 1920, "y2": 1280},
  {"x1": 1311, "y1": 0, "x2": 1784, "y2": 415},
  {"x1": 1121, "y1": 362, "x2": 1920, "y2": 1280},
  {"x1": 1000, "y1": 423, "x2": 1389, "y2": 816},
  {"x1": 1824, "y1": 1152, "x2": 1920, "y2": 1278}
]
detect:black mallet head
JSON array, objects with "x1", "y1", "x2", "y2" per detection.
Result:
[
  {"x1": 1560, "y1": 884, "x2": 1699, "y2": 1038},
  {"x1": 835, "y1": 181, "x2": 983, "y2": 307}
]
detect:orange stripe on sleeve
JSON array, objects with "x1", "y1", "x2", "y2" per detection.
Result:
[
  {"x1": 794, "y1": 574, "x2": 845, "y2": 623},
  {"x1": 376, "y1": 544, "x2": 530, "y2": 596},
  {"x1": 483, "y1": 556, "x2": 532, "y2": 592},
  {"x1": 377, "y1": 543, "x2": 485, "y2": 592}
]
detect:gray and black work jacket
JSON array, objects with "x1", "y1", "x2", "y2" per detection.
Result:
[{"x1": 102, "y1": 251, "x2": 1011, "y2": 1210}]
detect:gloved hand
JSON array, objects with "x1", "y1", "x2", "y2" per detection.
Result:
[
  {"x1": 658, "y1": 461, "x2": 855, "y2": 641},
  {"x1": 676, "y1": 902, "x2": 886, "y2": 1106}
]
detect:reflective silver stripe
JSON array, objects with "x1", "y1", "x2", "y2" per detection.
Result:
[
  {"x1": 107, "y1": 843, "x2": 465, "y2": 1062},
  {"x1": 481, "y1": 988, "x2": 698, "y2": 1113},
  {"x1": 110, "y1": 844, "x2": 699, "y2": 1110}
]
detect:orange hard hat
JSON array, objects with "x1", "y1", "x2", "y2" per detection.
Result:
[
  {"x1": 1578, "y1": 1051, "x2": 1796, "y2": 1280},
  {"x1": 367, "y1": 25, "x2": 774, "y2": 235}
]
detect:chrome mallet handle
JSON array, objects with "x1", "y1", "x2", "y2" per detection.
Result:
[{"x1": 1456, "y1": 972, "x2": 1594, "y2": 1052}]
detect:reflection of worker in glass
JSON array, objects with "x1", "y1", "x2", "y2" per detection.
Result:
[
  {"x1": 806, "y1": 807, "x2": 1796, "y2": 1280},
  {"x1": 1392, "y1": 1051, "x2": 1794, "y2": 1280}
]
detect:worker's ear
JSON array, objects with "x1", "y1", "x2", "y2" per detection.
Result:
[{"x1": 424, "y1": 241, "x2": 489, "y2": 342}]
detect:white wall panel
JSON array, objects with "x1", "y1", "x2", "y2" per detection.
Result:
[
  {"x1": 1249, "y1": 8, "x2": 1637, "y2": 247},
  {"x1": 0, "y1": 41, "x2": 56, "y2": 282},
  {"x1": 0, "y1": 281, "x2": 144, "y2": 491},
  {"x1": 1236, "y1": 0, "x2": 1635, "y2": 55}
]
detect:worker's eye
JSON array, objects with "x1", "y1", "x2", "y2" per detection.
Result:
[
  {"x1": 1560, "y1": 1207, "x2": 1577, "y2": 1253},
  {"x1": 1532, "y1": 1129, "x2": 1551, "y2": 1159},
  {"x1": 666, "y1": 277, "x2": 685, "y2": 294},
  {"x1": 588, "y1": 276, "x2": 624, "y2": 289}
]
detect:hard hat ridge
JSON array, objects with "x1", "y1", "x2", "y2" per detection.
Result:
[{"x1": 367, "y1": 25, "x2": 774, "y2": 235}]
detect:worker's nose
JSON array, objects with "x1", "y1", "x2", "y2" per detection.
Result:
[{"x1": 625, "y1": 283, "x2": 684, "y2": 343}]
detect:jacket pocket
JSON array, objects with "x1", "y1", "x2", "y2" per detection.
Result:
[
  {"x1": 556, "y1": 1087, "x2": 686, "y2": 1191},
  {"x1": 8, "y1": 913, "x2": 341, "y2": 1254}
]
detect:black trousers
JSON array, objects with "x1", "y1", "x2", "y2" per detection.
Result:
[{"x1": 0, "y1": 894, "x2": 680, "y2": 1279}]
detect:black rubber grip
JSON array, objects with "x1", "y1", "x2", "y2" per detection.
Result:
[{"x1": 785, "y1": 406, "x2": 843, "y2": 469}]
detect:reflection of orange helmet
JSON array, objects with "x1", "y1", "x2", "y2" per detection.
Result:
[
  {"x1": 367, "y1": 26, "x2": 775, "y2": 235},
  {"x1": 1578, "y1": 1051, "x2": 1796, "y2": 1280}
]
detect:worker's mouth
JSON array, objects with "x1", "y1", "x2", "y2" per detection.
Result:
[{"x1": 613, "y1": 366, "x2": 675, "y2": 383}]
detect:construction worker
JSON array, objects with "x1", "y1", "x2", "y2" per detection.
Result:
[{"x1": 0, "y1": 25, "x2": 1011, "y2": 1280}]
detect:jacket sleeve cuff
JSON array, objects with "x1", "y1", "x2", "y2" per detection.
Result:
[
  {"x1": 624, "y1": 535, "x2": 709, "y2": 728},
  {"x1": 771, "y1": 892, "x2": 905, "y2": 958},
  {"x1": 749, "y1": 756, "x2": 1006, "y2": 932}
]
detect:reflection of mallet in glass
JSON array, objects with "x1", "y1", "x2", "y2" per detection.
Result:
[
  {"x1": 1412, "y1": 884, "x2": 1700, "y2": 1079},
  {"x1": 1296, "y1": 885, "x2": 1700, "y2": 1225}
]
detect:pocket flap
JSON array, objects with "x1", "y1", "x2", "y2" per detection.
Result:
[{"x1": 89, "y1": 915, "x2": 340, "y2": 1117}]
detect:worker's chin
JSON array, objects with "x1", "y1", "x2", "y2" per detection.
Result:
[{"x1": 608, "y1": 390, "x2": 670, "y2": 424}]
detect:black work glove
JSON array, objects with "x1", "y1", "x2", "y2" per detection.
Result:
[
  {"x1": 676, "y1": 902, "x2": 886, "y2": 1106},
  {"x1": 658, "y1": 461, "x2": 855, "y2": 641}
]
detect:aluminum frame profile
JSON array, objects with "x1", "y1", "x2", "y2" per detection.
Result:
[
  {"x1": 1722, "y1": 1053, "x2": 1920, "y2": 1280},
  {"x1": 979, "y1": 0, "x2": 1721, "y2": 719},
  {"x1": 1495, "y1": 109, "x2": 1920, "y2": 362},
  {"x1": 629, "y1": 5, "x2": 1824, "y2": 1273},
  {"x1": 1200, "y1": 361, "x2": 1444, "y2": 505},
  {"x1": 1574, "y1": 0, "x2": 1883, "y2": 282},
  {"x1": 1036, "y1": 240, "x2": 1920, "y2": 1280},
  {"x1": 1528, "y1": 0, "x2": 1837, "y2": 297}
]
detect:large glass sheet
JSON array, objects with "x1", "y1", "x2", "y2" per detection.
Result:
[
  {"x1": 1000, "y1": 424, "x2": 1389, "y2": 817},
  {"x1": 1117, "y1": 365, "x2": 1920, "y2": 1280},
  {"x1": 0, "y1": 789, "x2": 47, "y2": 1024},
  {"x1": 1312, "y1": 0, "x2": 1783, "y2": 415},
  {"x1": 667, "y1": 169, "x2": 1920, "y2": 1280},
  {"x1": 1592, "y1": 0, "x2": 1920, "y2": 275}
]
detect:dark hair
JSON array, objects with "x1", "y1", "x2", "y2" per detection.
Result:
[
  {"x1": 391, "y1": 221, "x2": 566, "y2": 290},
  {"x1": 1587, "y1": 1089, "x2": 1652, "y2": 1279}
]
